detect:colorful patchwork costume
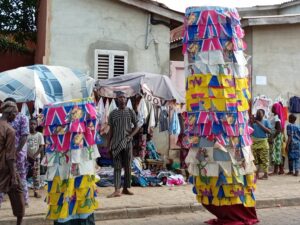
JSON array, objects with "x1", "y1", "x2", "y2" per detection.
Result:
[
  {"x1": 41, "y1": 98, "x2": 101, "y2": 224},
  {"x1": 183, "y1": 6, "x2": 259, "y2": 224}
]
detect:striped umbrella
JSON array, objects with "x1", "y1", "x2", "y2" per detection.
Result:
[{"x1": 0, "y1": 65, "x2": 94, "y2": 107}]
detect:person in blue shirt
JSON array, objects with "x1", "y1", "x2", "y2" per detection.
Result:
[
  {"x1": 286, "y1": 114, "x2": 300, "y2": 176},
  {"x1": 251, "y1": 109, "x2": 272, "y2": 180}
]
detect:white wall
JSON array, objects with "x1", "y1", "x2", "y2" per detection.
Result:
[
  {"x1": 251, "y1": 24, "x2": 300, "y2": 101},
  {"x1": 47, "y1": 0, "x2": 170, "y2": 76}
]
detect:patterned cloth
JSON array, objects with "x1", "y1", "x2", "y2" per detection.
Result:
[
  {"x1": 288, "y1": 158, "x2": 300, "y2": 173},
  {"x1": 287, "y1": 124, "x2": 300, "y2": 159},
  {"x1": 252, "y1": 138, "x2": 269, "y2": 173},
  {"x1": 11, "y1": 113, "x2": 29, "y2": 204},
  {"x1": 28, "y1": 158, "x2": 41, "y2": 190},
  {"x1": 184, "y1": 7, "x2": 258, "y2": 224},
  {"x1": 108, "y1": 107, "x2": 138, "y2": 157},
  {"x1": 272, "y1": 132, "x2": 284, "y2": 165},
  {"x1": 42, "y1": 98, "x2": 100, "y2": 222}
]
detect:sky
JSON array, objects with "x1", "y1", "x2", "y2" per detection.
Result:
[{"x1": 155, "y1": 0, "x2": 290, "y2": 12}]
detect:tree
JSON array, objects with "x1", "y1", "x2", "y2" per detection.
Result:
[{"x1": 0, "y1": 0, "x2": 39, "y2": 53}]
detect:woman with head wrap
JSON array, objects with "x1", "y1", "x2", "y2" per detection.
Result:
[
  {"x1": 0, "y1": 101, "x2": 25, "y2": 225},
  {"x1": 270, "y1": 102, "x2": 285, "y2": 175}
]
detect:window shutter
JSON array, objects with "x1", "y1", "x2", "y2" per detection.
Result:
[
  {"x1": 114, "y1": 55, "x2": 125, "y2": 77},
  {"x1": 94, "y1": 50, "x2": 128, "y2": 79},
  {"x1": 96, "y1": 54, "x2": 110, "y2": 79}
]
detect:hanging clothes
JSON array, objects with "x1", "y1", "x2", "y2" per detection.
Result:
[
  {"x1": 21, "y1": 103, "x2": 31, "y2": 120},
  {"x1": 159, "y1": 107, "x2": 169, "y2": 132},
  {"x1": 96, "y1": 98, "x2": 105, "y2": 125},
  {"x1": 148, "y1": 105, "x2": 156, "y2": 133},
  {"x1": 169, "y1": 110, "x2": 181, "y2": 135},
  {"x1": 138, "y1": 97, "x2": 149, "y2": 122},
  {"x1": 289, "y1": 96, "x2": 300, "y2": 113},
  {"x1": 127, "y1": 99, "x2": 133, "y2": 109},
  {"x1": 104, "y1": 99, "x2": 110, "y2": 124},
  {"x1": 109, "y1": 99, "x2": 117, "y2": 114}
]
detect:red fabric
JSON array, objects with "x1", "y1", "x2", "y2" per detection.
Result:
[
  {"x1": 272, "y1": 102, "x2": 285, "y2": 131},
  {"x1": 283, "y1": 107, "x2": 288, "y2": 123},
  {"x1": 203, "y1": 204, "x2": 259, "y2": 225}
]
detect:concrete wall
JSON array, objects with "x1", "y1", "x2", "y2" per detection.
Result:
[
  {"x1": 46, "y1": 0, "x2": 171, "y2": 155},
  {"x1": 279, "y1": 5, "x2": 300, "y2": 15},
  {"x1": 251, "y1": 24, "x2": 300, "y2": 100},
  {"x1": 47, "y1": 0, "x2": 170, "y2": 76}
]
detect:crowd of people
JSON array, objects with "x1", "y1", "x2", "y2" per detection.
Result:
[
  {"x1": 1, "y1": 95, "x2": 300, "y2": 225},
  {"x1": 0, "y1": 98, "x2": 44, "y2": 225},
  {"x1": 251, "y1": 102, "x2": 300, "y2": 180}
]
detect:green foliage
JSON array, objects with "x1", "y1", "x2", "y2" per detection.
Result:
[
  {"x1": 0, "y1": 35, "x2": 32, "y2": 53},
  {"x1": 0, "y1": 0, "x2": 39, "y2": 53}
]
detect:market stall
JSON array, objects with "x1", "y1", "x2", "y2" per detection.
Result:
[
  {"x1": 0, "y1": 65, "x2": 99, "y2": 224},
  {"x1": 95, "y1": 72, "x2": 187, "y2": 187},
  {"x1": 0, "y1": 64, "x2": 94, "y2": 113}
]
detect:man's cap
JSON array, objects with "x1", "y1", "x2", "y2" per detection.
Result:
[{"x1": 114, "y1": 91, "x2": 126, "y2": 97}]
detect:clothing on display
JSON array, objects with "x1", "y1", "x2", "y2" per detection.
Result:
[
  {"x1": 183, "y1": 6, "x2": 258, "y2": 224},
  {"x1": 252, "y1": 96, "x2": 272, "y2": 117},
  {"x1": 289, "y1": 96, "x2": 300, "y2": 113},
  {"x1": 41, "y1": 98, "x2": 100, "y2": 223},
  {"x1": 159, "y1": 108, "x2": 169, "y2": 132}
]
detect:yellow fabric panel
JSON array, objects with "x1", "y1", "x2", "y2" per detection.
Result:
[
  {"x1": 212, "y1": 197, "x2": 221, "y2": 206},
  {"x1": 235, "y1": 78, "x2": 249, "y2": 90},
  {"x1": 77, "y1": 199, "x2": 98, "y2": 214},
  {"x1": 211, "y1": 186, "x2": 219, "y2": 197},
  {"x1": 236, "y1": 91, "x2": 249, "y2": 111},
  {"x1": 230, "y1": 196, "x2": 243, "y2": 205},
  {"x1": 243, "y1": 89, "x2": 251, "y2": 100},
  {"x1": 48, "y1": 193, "x2": 61, "y2": 206},
  {"x1": 222, "y1": 185, "x2": 234, "y2": 197},
  {"x1": 186, "y1": 97, "x2": 198, "y2": 111},
  {"x1": 209, "y1": 177, "x2": 219, "y2": 187},
  {"x1": 219, "y1": 74, "x2": 234, "y2": 87},
  {"x1": 187, "y1": 74, "x2": 212, "y2": 89},
  {"x1": 47, "y1": 205, "x2": 60, "y2": 220},
  {"x1": 46, "y1": 175, "x2": 99, "y2": 220},
  {"x1": 60, "y1": 202, "x2": 69, "y2": 219},
  {"x1": 218, "y1": 197, "x2": 232, "y2": 206},
  {"x1": 238, "y1": 97, "x2": 249, "y2": 111},
  {"x1": 246, "y1": 174, "x2": 256, "y2": 186},
  {"x1": 202, "y1": 196, "x2": 210, "y2": 205},
  {"x1": 75, "y1": 188, "x2": 89, "y2": 201},
  {"x1": 224, "y1": 87, "x2": 236, "y2": 98},
  {"x1": 200, "y1": 98, "x2": 212, "y2": 110},
  {"x1": 210, "y1": 88, "x2": 224, "y2": 98},
  {"x1": 211, "y1": 99, "x2": 226, "y2": 111},
  {"x1": 187, "y1": 87, "x2": 209, "y2": 98},
  {"x1": 244, "y1": 194, "x2": 256, "y2": 207}
]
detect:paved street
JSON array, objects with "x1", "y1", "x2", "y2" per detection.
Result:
[
  {"x1": 2, "y1": 174, "x2": 300, "y2": 220},
  {"x1": 97, "y1": 206, "x2": 300, "y2": 225}
]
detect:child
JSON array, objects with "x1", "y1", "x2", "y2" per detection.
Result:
[
  {"x1": 251, "y1": 109, "x2": 272, "y2": 179},
  {"x1": 27, "y1": 118, "x2": 45, "y2": 198},
  {"x1": 286, "y1": 114, "x2": 300, "y2": 176}
]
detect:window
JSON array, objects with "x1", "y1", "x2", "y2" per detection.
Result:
[{"x1": 94, "y1": 50, "x2": 128, "y2": 79}]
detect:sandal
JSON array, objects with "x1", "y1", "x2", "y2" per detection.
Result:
[{"x1": 107, "y1": 192, "x2": 121, "y2": 198}]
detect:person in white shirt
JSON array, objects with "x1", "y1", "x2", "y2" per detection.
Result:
[{"x1": 27, "y1": 118, "x2": 44, "y2": 198}]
